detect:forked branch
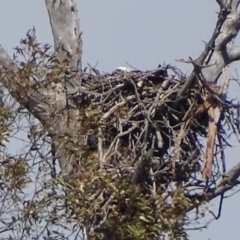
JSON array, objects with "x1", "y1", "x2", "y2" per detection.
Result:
[{"x1": 177, "y1": 0, "x2": 240, "y2": 99}]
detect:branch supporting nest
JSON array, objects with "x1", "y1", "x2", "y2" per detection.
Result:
[{"x1": 64, "y1": 62, "x2": 240, "y2": 202}]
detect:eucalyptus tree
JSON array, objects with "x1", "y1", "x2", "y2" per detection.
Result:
[{"x1": 0, "y1": 0, "x2": 240, "y2": 239}]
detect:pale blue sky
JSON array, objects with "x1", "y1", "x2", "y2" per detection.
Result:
[{"x1": 0, "y1": 1, "x2": 239, "y2": 239}]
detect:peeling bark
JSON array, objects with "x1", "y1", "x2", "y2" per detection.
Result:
[{"x1": 202, "y1": 106, "x2": 216, "y2": 179}]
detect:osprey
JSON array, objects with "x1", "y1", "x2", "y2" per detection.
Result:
[
  {"x1": 114, "y1": 66, "x2": 142, "y2": 74},
  {"x1": 116, "y1": 66, "x2": 132, "y2": 72}
]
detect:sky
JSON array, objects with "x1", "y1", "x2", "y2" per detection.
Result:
[{"x1": 0, "y1": 0, "x2": 240, "y2": 239}]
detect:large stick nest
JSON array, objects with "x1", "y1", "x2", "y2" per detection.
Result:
[
  {"x1": 68, "y1": 65, "x2": 239, "y2": 187},
  {"x1": 58, "y1": 65, "x2": 240, "y2": 238}
]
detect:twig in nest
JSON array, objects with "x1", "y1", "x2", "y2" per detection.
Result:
[
  {"x1": 101, "y1": 123, "x2": 138, "y2": 166},
  {"x1": 217, "y1": 133, "x2": 226, "y2": 174},
  {"x1": 131, "y1": 148, "x2": 155, "y2": 184},
  {"x1": 156, "y1": 130, "x2": 164, "y2": 148}
]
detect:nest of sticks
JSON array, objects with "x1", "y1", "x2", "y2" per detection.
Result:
[
  {"x1": 67, "y1": 65, "x2": 239, "y2": 187},
  {"x1": 59, "y1": 65, "x2": 240, "y2": 237}
]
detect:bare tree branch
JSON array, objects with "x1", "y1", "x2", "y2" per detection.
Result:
[
  {"x1": 228, "y1": 45, "x2": 240, "y2": 60},
  {"x1": 216, "y1": 0, "x2": 240, "y2": 11},
  {"x1": 175, "y1": 7, "x2": 229, "y2": 99},
  {"x1": 230, "y1": 0, "x2": 240, "y2": 11},
  {"x1": 216, "y1": 0, "x2": 226, "y2": 9},
  {"x1": 177, "y1": 1, "x2": 240, "y2": 100},
  {"x1": 201, "y1": 11, "x2": 240, "y2": 81},
  {"x1": 187, "y1": 162, "x2": 240, "y2": 212},
  {"x1": 45, "y1": 0, "x2": 82, "y2": 72},
  {"x1": 44, "y1": 0, "x2": 84, "y2": 176}
]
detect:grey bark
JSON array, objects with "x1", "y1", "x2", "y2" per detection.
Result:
[
  {"x1": 187, "y1": 161, "x2": 240, "y2": 212},
  {"x1": 202, "y1": 11, "x2": 240, "y2": 81},
  {"x1": 45, "y1": 0, "x2": 82, "y2": 72},
  {"x1": 44, "y1": 0, "x2": 83, "y2": 175},
  {"x1": 177, "y1": 1, "x2": 240, "y2": 98}
]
